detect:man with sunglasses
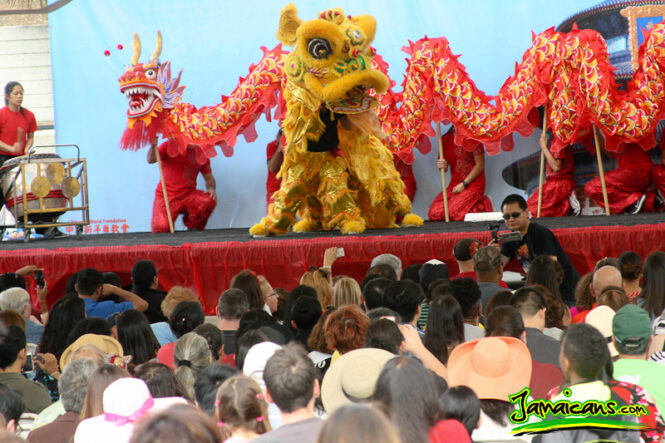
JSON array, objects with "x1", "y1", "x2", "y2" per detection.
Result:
[{"x1": 497, "y1": 194, "x2": 579, "y2": 303}]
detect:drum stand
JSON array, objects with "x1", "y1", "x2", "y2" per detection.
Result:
[{"x1": 0, "y1": 145, "x2": 90, "y2": 242}]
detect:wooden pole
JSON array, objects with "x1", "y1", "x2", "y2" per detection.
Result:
[
  {"x1": 592, "y1": 126, "x2": 611, "y2": 216},
  {"x1": 154, "y1": 146, "x2": 175, "y2": 233},
  {"x1": 537, "y1": 106, "x2": 547, "y2": 218},
  {"x1": 437, "y1": 124, "x2": 450, "y2": 222}
]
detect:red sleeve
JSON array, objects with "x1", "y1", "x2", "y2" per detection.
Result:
[
  {"x1": 26, "y1": 110, "x2": 37, "y2": 134},
  {"x1": 266, "y1": 140, "x2": 278, "y2": 159},
  {"x1": 201, "y1": 158, "x2": 212, "y2": 175}
]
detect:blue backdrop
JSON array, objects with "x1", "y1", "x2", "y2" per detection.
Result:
[{"x1": 48, "y1": 0, "x2": 598, "y2": 232}]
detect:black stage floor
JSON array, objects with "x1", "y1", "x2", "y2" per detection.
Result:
[{"x1": 2, "y1": 212, "x2": 663, "y2": 251}]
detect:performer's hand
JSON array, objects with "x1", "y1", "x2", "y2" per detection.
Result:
[
  {"x1": 437, "y1": 159, "x2": 449, "y2": 171},
  {"x1": 207, "y1": 189, "x2": 217, "y2": 201},
  {"x1": 12, "y1": 142, "x2": 20, "y2": 153},
  {"x1": 452, "y1": 183, "x2": 465, "y2": 194},
  {"x1": 539, "y1": 134, "x2": 548, "y2": 151}
]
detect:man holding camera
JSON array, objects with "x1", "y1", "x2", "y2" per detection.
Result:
[{"x1": 496, "y1": 194, "x2": 579, "y2": 303}]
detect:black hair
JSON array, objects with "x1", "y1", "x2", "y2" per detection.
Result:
[
  {"x1": 618, "y1": 251, "x2": 642, "y2": 281},
  {"x1": 193, "y1": 363, "x2": 239, "y2": 415},
  {"x1": 193, "y1": 323, "x2": 223, "y2": 361},
  {"x1": 76, "y1": 268, "x2": 104, "y2": 296},
  {"x1": 400, "y1": 263, "x2": 423, "y2": 285},
  {"x1": 419, "y1": 263, "x2": 449, "y2": 291},
  {"x1": 383, "y1": 280, "x2": 424, "y2": 324},
  {"x1": 638, "y1": 251, "x2": 665, "y2": 318},
  {"x1": 440, "y1": 386, "x2": 480, "y2": 437},
  {"x1": 135, "y1": 361, "x2": 187, "y2": 399},
  {"x1": 236, "y1": 309, "x2": 276, "y2": 344},
  {"x1": 366, "y1": 307, "x2": 402, "y2": 323},
  {"x1": 481, "y1": 399, "x2": 514, "y2": 427},
  {"x1": 510, "y1": 286, "x2": 546, "y2": 317},
  {"x1": 500, "y1": 194, "x2": 527, "y2": 211},
  {"x1": 235, "y1": 329, "x2": 269, "y2": 370},
  {"x1": 169, "y1": 301, "x2": 205, "y2": 338},
  {"x1": 283, "y1": 285, "x2": 317, "y2": 331},
  {"x1": 562, "y1": 323, "x2": 610, "y2": 381},
  {"x1": 0, "y1": 326, "x2": 25, "y2": 369},
  {"x1": 484, "y1": 305, "x2": 525, "y2": 339},
  {"x1": 372, "y1": 356, "x2": 440, "y2": 443},
  {"x1": 423, "y1": 295, "x2": 464, "y2": 364},
  {"x1": 230, "y1": 270, "x2": 264, "y2": 311},
  {"x1": 131, "y1": 259, "x2": 157, "y2": 292},
  {"x1": 426, "y1": 279, "x2": 450, "y2": 303},
  {"x1": 291, "y1": 296, "x2": 322, "y2": 350},
  {"x1": 0, "y1": 273, "x2": 26, "y2": 292},
  {"x1": 116, "y1": 309, "x2": 160, "y2": 368},
  {"x1": 526, "y1": 255, "x2": 561, "y2": 300},
  {"x1": 0, "y1": 384, "x2": 24, "y2": 426},
  {"x1": 365, "y1": 318, "x2": 404, "y2": 354},
  {"x1": 65, "y1": 317, "x2": 112, "y2": 348},
  {"x1": 102, "y1": 271, "x2": 123, "y2": 288},
  {"x1": 449, "y1": 277, "x2": 481, "y2": 319},
  {"x1": 4, "y1": 81, "x2": 25, "y2": 116},
  {"x1": 38, "y1": 293, "x2": 86, "y2": 359},
  {"x1": 362, "y1": 276, "x2": 392, "y2": 310}
]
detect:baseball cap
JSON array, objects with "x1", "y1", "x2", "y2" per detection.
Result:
[
  {"x1": 473, "y1": 246, "x2": 502, "y2": 272},
  {"x1": 453, "y1": 239, "x2": 482, "y2": 262},
  {"x1": 613, "y1": 304, "x2": 652, "y2": 348}
]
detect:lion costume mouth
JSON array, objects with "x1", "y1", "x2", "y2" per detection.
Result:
[{"x1": 120, "y1": 82, "x2": 162, "y2": 118}]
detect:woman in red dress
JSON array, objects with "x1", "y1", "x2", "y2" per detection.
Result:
[
  {"x1": 527, "y1": 132, "x2": 579, "y2": 217},
  {"x1": 428, "y1": 129, "x2": 492, "y2": 221}
]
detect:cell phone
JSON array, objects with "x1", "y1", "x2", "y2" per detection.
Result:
[
  {"x1": 34, "y1": 270, "x2": 45, "y2": 287},
  {"x1": 22, "y1": 353, "x2": 34, "y2": 373},
  {"x1": 336, "y1": 248, "x2": 345, "y2": 259}
]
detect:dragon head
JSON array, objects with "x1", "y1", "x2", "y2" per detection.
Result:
[
  {"x1": 118, "y1": 31, "x2": 185, "y2": 130},
  {"x1": 276, "y1": 3, "x2": 389, "y2": 113}
]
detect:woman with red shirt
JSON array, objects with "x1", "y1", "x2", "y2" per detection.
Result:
[
  {"x1": 428, "y1": 129, "x2": 492, "y2": 221},
  {"x1": 0, "y1": 81, "x2": 37, "y2": 166}
]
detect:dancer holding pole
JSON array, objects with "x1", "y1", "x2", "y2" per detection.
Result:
[
  {"x1": 428, "y1": 126, "x2": 492, "y2": 222},
  {"x1": 526, "y1": 109, "x2": 580, "y2": 218}
]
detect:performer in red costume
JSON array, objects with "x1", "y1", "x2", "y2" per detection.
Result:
[
  {"x1": 428, "y1": 128, "x2": 492, "y2": 221},
  {"x1": 0, "y1": 81, "x2": 37, "y2": 165},
  {"x1": 650, "y1": 142, "x2": 665, "y2": 211},
  {"x1": 527, "y1": 131, "x2": 580, "y2": 217},
  {"x1": 148, "y1": 139, "x2": 217, "y2": 233},
  {"x1": 584, "y1": 141, "x2": 655, "y2": 214},
  {"x1": 266, "y1": 129, "x2": 283, "y2": 208}
]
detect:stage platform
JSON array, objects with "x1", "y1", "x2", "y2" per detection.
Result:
[{"x1": 2, "y1": 213, "x2": 664, "y2": 314}]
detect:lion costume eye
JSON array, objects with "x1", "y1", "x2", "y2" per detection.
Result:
[
  {"x1": 308, "y1": 38, "x2": 332, "y2": 59},
  {"x1": 145, "y1": 69, "x2": 157, "y2": 79}
]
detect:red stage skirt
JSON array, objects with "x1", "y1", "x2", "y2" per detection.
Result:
[{"x1": 527, "y1": 177, "x2": 575, "y2": 217}]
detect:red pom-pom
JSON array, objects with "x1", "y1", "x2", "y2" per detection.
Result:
[
  {"x1": 117, "y1": 44, "x2": 123, "y2": 50},
  {"x1": 104, "y1": 50, "x2": 110, "y2": 56}
]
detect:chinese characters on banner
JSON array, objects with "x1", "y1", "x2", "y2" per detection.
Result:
[{"x1": 66, "y1": 219, "x2": 130, "y2": 235}]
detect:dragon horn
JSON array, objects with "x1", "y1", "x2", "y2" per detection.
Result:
[
  {"x1": 131, "y1": 32, "x2": 141, "y2": 65},
  {"x1": 151, "y1": 30, "x2": 162, "y2": 61}
]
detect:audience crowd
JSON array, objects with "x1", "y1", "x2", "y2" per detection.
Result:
[{"x1": 1, "y1": 228, "x2": 665, "y2": 442}]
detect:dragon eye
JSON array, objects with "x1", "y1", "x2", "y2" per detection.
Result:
[
  {"x1": 308, "y1": 38, "x2": 332, "y2": 60},
  {"x1": 145, "y1": 69, "x2": 157, "y2": 79}
]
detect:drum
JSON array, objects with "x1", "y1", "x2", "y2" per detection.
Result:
[{"x1": 0, "y1": 154, "x2": 68, "y2": 222}]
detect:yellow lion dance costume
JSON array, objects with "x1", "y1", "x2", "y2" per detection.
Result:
[{"x1": 249, "y1": 4, "x2": 423, "y2": 236}]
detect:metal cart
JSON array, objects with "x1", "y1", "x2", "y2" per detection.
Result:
[{"x1": 0, "y1": 144, "x2": 89, "y2": 241}]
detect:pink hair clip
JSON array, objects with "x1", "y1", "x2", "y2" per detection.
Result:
[
  {"x1": 214, "y1": 399, "x2": 220, "y2": 406},
  {"x1": 217, "y1": 421, "x2": 225, "y2": 427},
  {"x1": 256, "y1": 393, "x2": 264, "y2": 400},
  {"x1": 256, "y1": 416, "x2": 264, "y2": 423}
]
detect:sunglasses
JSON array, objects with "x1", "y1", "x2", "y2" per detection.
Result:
[{"x1": 502, "y1": 212, "x2": 523, "y2": 220}]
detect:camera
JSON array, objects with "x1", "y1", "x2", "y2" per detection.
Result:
[
  {"x1": 488, "y1": 222, "x2": 522, "y2": 244},
  {"x1": 34, "y1": 270, "x2": 45, "y2": 287}
]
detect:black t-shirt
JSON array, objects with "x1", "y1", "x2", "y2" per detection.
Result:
[
  {"x1": 501, "y1": 222, "x2": 579, "y2": 302},
  {"x1": 133, "y1": 288, "x2": 167, "y2": 324}
]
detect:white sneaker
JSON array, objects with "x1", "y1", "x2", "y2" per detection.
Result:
[
  {"x1": 626, "y1": 194, "x2": 646, "y2": 214},
  {"x1": 569, "y1": 191, "x2": 581, "y2": 216}
]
